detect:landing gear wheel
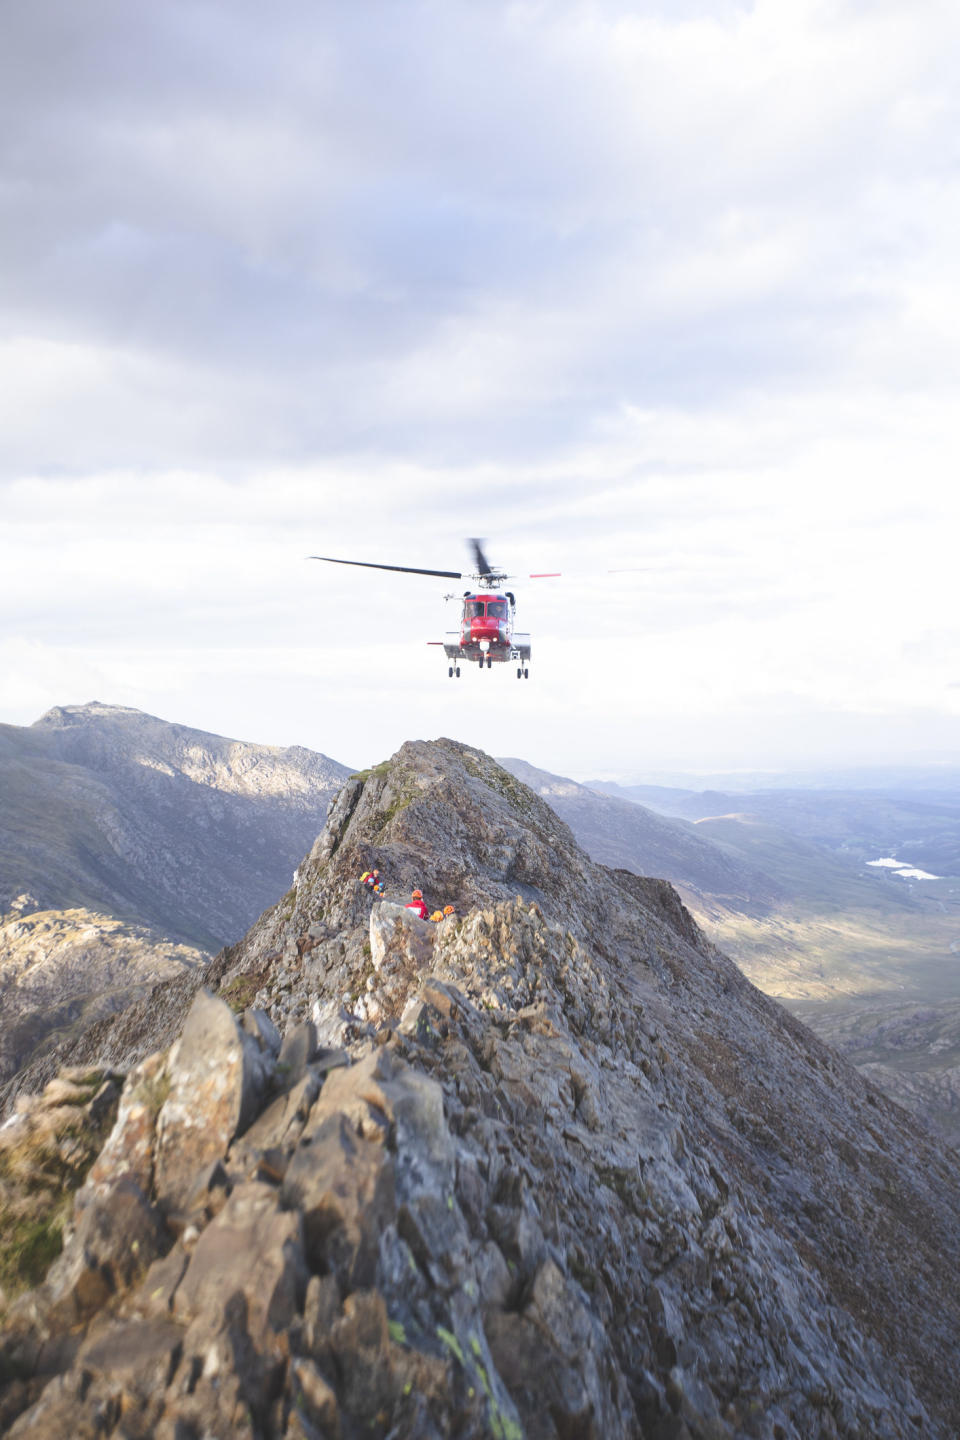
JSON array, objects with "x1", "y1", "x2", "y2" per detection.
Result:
[
  {"x1": 448, "y1": 666, "x2": 453, "y2": 678},
  {"x1": 524, "y1": 667, "x2": 529, "y2": 679},
  {"x1": 487, "y1": 656, "x2": 492, "y2": 669},
  {"x1": 455, "y1": 666, "x2": 461, "y2": 677},
  {"x1": 517, "y1": 667, "x2": 522, "y2": 679}
]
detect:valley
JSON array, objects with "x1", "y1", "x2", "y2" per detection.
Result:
[{"x1": 503, "y1": 757, "x2": 960, "y2": 1146}]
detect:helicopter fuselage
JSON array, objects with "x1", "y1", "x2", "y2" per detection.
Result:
[
  {"x1": 309, "y1": 543, "x2": 537, "y2": 678},
  {"x1": 460, "y1": 591, "x2": 512, "y2": 660},
  {"x1": 442, "y1": 590, "x2": 530, "y2": 673}
]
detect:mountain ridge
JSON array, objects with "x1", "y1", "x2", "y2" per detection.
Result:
[{"x1": 2, "y1": 739, "x2": 958, "y2": 1437}]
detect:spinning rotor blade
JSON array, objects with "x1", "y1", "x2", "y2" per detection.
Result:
[
  {"x1": 310, "y1": 555, "x2": 463, "y2": 579},
  {"x1": 469, "y1": 538, "x2": 496, "y2": 577}
]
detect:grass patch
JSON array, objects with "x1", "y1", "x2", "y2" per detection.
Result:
[
  {"x1": 350, "y1": 761, "x2": 391, "y2": 783},
  {"x1": 0, "y1": 1080, "x2": 121, "y2": 1303},
  {"x1": 220, "y1": 974, "x2": 263, "y2": 1012},
  {"x1": 1, "y1": 1209, "x2": 68, "y2": 1293}
]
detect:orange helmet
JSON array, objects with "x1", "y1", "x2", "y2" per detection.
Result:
[
  {"x1": 444, "y1": 905, "x2": 455, "y2": 915},
  {"x1": 412, "y1": 889, "x2": 423, "y2": 899}
]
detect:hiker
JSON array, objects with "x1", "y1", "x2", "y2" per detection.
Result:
[
  {"x1": 405, "y1": 889, "x2": 429, "y2": 920},
  {"x1": 360, "y1": 868, "x2": 381, "y2": 890}
]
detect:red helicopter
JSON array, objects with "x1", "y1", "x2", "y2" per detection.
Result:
[{"x1": 310, "y1": 539, "x2": 558, "y2": 678}]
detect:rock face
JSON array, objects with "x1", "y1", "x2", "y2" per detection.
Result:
[
  {"x1": 0, "y1": 701, "x2": 352, "y2": 948},
  {"x1": 2, "y1": 738, "x2": 960, "y2": 1439},
  {"x1": 0, "y1": 905, "x2": 205, "y2": 1095}
]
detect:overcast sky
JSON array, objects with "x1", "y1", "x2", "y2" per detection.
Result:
[{"x1": 1, "y1": 0, "x2": 958, "y2": 780}]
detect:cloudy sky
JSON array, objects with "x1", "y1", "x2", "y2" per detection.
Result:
[{"x1": 2, "y1": 0, "x2": 958, "y2": 779}]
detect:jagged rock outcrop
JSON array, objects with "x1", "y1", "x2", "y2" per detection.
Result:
[
  {"x1": 0, "y1": 905, "x2": 205, "y2": 1093},
  {"x1": 2, "y1": 739, "x2": 960, "y2": 1438}
]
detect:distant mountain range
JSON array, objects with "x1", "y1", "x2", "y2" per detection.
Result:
[
  {"x1": 591, "y1": 778, "x2": 960, "y2": 878},
  {"x1": 0, "y1": 702, "x2": 353, "y2": 949},
  {"x1": 498, "y1": 758, "x2": 785, "y2": 916}
]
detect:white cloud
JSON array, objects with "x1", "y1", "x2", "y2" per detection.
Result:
[{"x1": 1, "y1": 0, "x2": 959, "y2": 772}]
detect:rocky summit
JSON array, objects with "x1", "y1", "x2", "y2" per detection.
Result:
[{"x1": 2, "y1": 738, "x2": 959, "y2": 1439}]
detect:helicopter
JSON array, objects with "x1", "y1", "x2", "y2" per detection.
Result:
[{"x1": 310, "y1": 539, "x2": 558, "y2": 678}]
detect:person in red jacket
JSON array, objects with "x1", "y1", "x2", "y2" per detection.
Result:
[{"x1": 405, "y1": 888, "x2": 429, "y2": 920}]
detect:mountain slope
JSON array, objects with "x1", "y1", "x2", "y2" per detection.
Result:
[
  {"x1": 2, "y1": 740, "x2": 959, "y2": 1437},
  {"x1": 499, "y1": 756, "x2": 784, "y2": 915},
  {"x1": 0, "y1": 901, "x2": 205, "y2": 1089},
  {"x1": 503, "y1": 757, "x2": 960, "y2": 1140},
  {"x1": 504, "y1": 757, "x2": 960, "y2": 996},
  {"x1": 0, "y1": 702, "x2": 352, "y2": 949}
]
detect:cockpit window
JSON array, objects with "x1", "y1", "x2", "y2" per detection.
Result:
[
  {"x1": 464, "y1": 601, "x2": 485, "y2": 618},
  {"x1": 487, "y1": 600, "x2": 507, "y2": 620}
]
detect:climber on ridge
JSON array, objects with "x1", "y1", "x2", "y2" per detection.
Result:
[
  {"x1": 360, "y1": 868, "x2": 381, "y2": 890},
  {"x1": 406, "y1": 888, "x2": 429, "y2": 920}
]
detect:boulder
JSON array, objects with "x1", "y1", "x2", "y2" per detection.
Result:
[
  {"x1": 242, "y1": 1007, "x2": 282, "y2": 1056},
  {"x1": 43, "y1": 1178, "x2": 165, "y2": 1327},
  {"x1": 172, "y1": 1180, "x2": 307, "y2": 1348},
  {"x1": 281, "y1": 1112, "x2": 396, "y2": 1289},
  {"x1": 154, "y1": 990, "x2": 269, "y2": 1212},
  {"x1": 277, "y1": 1020, "x2": 318, "y2": 1090},
  {"x1": 369, "y1": 902, "x2": 436, "y2": 972}
]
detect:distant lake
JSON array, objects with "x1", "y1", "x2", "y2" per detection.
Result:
[{"x1": 866, "y1": 858, "x2": 940, "y2": 880}]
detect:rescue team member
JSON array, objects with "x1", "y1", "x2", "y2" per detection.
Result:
[
  {"x1": 429, "y1": 905, "x2": 457, "y2": 923},
  {"x1": 405, "y1": 889, "x2": 429, "y2": 920},
  {"x1": 360, "y1": 868, "x2": 381, "y2": 890}
]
